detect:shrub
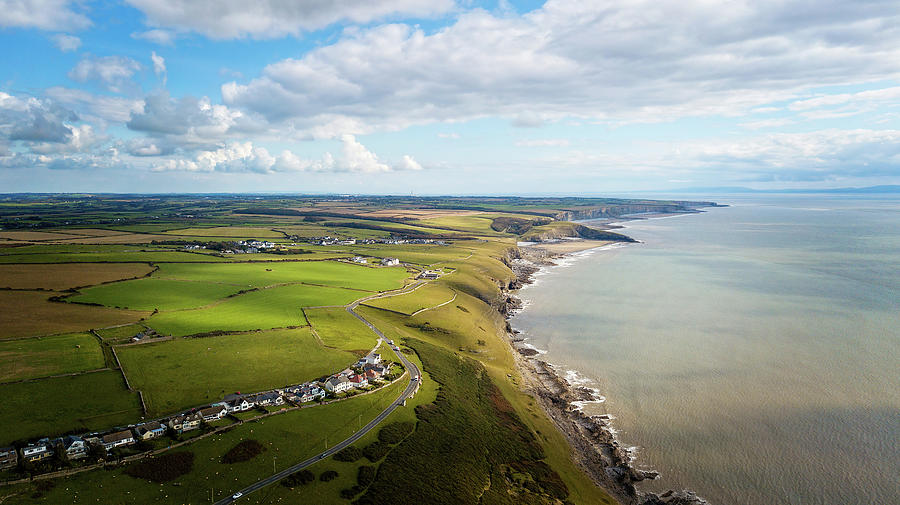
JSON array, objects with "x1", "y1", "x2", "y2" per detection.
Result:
[
  {"x1": 362, "y1": 441, "x2": 389, "y2": 462},
  {"x1": 319, "y1": 470, "x2": 339, "y2": 481},
  {"x1": 340, "y1": 485, "x2": 363, "y2": 499},
  {"x1": 357, "y1": 465, "x2": 376, "y2": 487},
  {"x1": 376, "y1": 422, "x2": 415, "y2": 445},
  {"x1": 221, "y1": 439, "x2": 265, "y2": 464},
  {"x1": 124, "y1": 451, "x2": 194, "y2": 483},
  {"x1": 332, "y1": 446, "x2": 362, "y2": 462},
  {"x1": 281, "y1": 469, "x2": 315, "y2": 488}
]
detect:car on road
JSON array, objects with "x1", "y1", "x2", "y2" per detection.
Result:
[
  {"x1": 412, "y1": 376, "x2": 418, "y2": 381},
  {"x1": 232, "y1": 492, "x2": 243, "y2": 499}
]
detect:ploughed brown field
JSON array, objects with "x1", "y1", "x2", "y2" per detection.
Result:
[
  {"x1": 0, "y1": 263, "x2": 155, "y2": 290},
  {"x1": 0, "y1": 291, "x2": 148, "y2": 338}
]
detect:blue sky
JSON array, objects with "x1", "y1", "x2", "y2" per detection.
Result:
[{"x1": 1, "y1": 0, "x2": 900, "y2": 194}]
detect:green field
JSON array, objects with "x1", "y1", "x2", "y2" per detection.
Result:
[
  {"x1": 69, "y1": 278, "x2": 245, "y2": 311},
  {"x1": 0, "y1": 291, "x2": 148, "y2": 339},
  {"x1": 148, "y1": 284, "x2": 364, "y2": 336},
  {"x1": 117, "y1": 328, "x2": 355, "y2": 415},
  {"x1": 154, "y1": 260, "x2": 409, "y2": 291},
  {"x1": 9, "y1": 377, "x2": 410, "y2": 504},
  {"x1": 95, "y1": 323, "x2": 148, "y2": 341},
  {"x1": 305, "y1": 307, "x2": 379, "y2": 353},
  {"x1": 163, "y1": 226, "x2": 285, "y2": 238},
  {"x1": 0, "y1": 370, "x2": 142, "y2": 445},
  {"x1": 0, "y1": 333, "x2": 104, "y2": 382},
  {"x1": 362, "y1": 283, "x2": 456, "y2": 315}
]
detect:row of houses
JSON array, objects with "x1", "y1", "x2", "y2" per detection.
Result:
[
  {"x1": 2, "y1": 354, "x2": 396, "y2": 473},
  {"x1": 323, "y1": 353, "x2": 387, "y2": 394}
]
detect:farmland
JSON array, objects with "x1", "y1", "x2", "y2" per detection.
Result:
[
  {"x1": 0, "y1": 291, "x2": 148, "y2": 338},
  {"x1": 69, "y1": 278, "x2": 245, "y2": 311},
  {"x1": 154, "y1": 260, "x2": 410, "y2": 291},
  {"x1": 0, "y1": 263, "x2": 155, "y2": 290},
  {"x1": 117, "y1": 328, "x2": 354, "y2": 415},
  {"x1": 0, "y1": 370, "x2": 142, "y2": 445},
  {"x1": 0, "y1": 333, "x2": 104, "y2": 382},
  {"x1": 147, "y1": 284, "x2": 365, "y2": 336}
]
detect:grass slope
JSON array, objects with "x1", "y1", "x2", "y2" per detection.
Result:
[
  {"x1": 0, "y1": 370, "x2": 141, "y2": 445},
  {"x1": 0, "y1": 333, "x2": 104, "y2": 382},
  {"x1": 305, "y1": 307, "x2": 380, "y2": 353},
  {"x1": 362, "y1": 283, "x2": 456, "y2": 316},
  {"x1": 69, "y1": 278, "x2": 245, "y2": 311},
  {"x1": 148, "y1": 284, "x2": 363, "y2": 336},
  {"x1": 117, "y1": 328, "x2": 355, "y2": 415}
]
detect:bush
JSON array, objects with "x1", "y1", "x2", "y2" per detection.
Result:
[
  {"x1": 319, "y1": 470, "x2": 339, "y2": 481},
  {"x1": 332, "y1": 446, "x2": 362, "y2": 462},
  {"x1": 340, "y1": 485, "x2": 363, "y2": 499},
  {"x1": 357, "y1": 465, "x2": 376, "y2": 487},
  {"x1": 376, "y1": 422, "x2": 415, "y2": 445},
  {"x1": 124, "y1": 451, "x2": 195, "y2": 483},
  {"x1": 221, "y1": 439, "x2": 265, "y2": 464},
  {"x1": 362, "y1": 441, "x2": 390, "y2": 462},
  {"x1": 281, "y1": 469, "x2": 315, "y2": 488}
]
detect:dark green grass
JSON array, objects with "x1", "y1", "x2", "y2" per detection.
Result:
[
  {"x1": 0, "y1": 333, "x2": 104, "y2": 382},
  {"x1": 0, "y1": 370, "x2": 142, "y2": 445}
]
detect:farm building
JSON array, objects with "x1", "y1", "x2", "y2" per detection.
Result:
[{"x1": 381, "y1": 257, "x2": 400, "y2": 266}]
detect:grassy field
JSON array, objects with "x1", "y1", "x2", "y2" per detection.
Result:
[
  {"x1": 0, "y1": 333, "x2": 104, "y2": 382},
  {"x1": 305, "y1": 307, "x2": 379, "y2": 353},
  {"x1": 117, "y1": 328, "x2": 355, "y2": 415},
  {"x1": 0, "y1": 263, "x2": 154, "y2": 290},
  {"x1": 95, "y1": 323, "x2": 147, "y2": 341},
  {"x1": 69, "y1": 278, "x2": 245, "y2": 311},
  {"x1": 0, "y1": 250, "x2": 231, "y2": 263},
  {"x1": 147, "y1": 284, "x2": 364, "y2": 336},
  {"x1": 0, "y1": 291, "x2": 147, "y2": 338},
  {"x1": 362, "y1": 283, "x2": 456, "y2": 315},
  {"x1": 154, "y1": 260, "x2": 410, "y2": 291},
  {"x1": 8, "y1": 377, "x2": 409, "y2": 504},
  {"x1": 0, "y1": 370, "x2": 142, "y2": 445}
]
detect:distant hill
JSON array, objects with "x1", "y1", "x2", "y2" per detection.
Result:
[{"x1": 666, "y1": 185, "x2": 900, "y2": 194}]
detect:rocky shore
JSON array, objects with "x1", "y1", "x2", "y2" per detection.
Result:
[{"x1": 504, "y1": 247, "x2": 709, "y2": 505}]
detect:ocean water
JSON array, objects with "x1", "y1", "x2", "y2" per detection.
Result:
[{"x1": 510, "y1": 196, "x2": 900, "y2": 505}]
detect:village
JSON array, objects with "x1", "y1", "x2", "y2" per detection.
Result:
[{"x1": 0, "y1": 350, "x2": 400, "y2": 477}]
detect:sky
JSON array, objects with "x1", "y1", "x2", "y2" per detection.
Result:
[{"x1": 1, "y1": 0, "x2": 900, "y2": 194}]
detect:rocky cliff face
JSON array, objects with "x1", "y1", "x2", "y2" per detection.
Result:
[{"x1": 552, "y1": 202, "x2": 719, "y2": 221}]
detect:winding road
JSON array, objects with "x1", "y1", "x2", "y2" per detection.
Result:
[{"x1": 214, "y1": 297, "x2": 421, "y2": 504}]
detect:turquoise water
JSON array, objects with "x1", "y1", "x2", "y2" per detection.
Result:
[{"x1": 511, "y1": 196, "x2": 900, "y2": 505}]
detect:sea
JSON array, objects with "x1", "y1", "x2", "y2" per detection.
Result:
[{"x1": 510, "y1": 195, "x2": 900, "y2": 505}]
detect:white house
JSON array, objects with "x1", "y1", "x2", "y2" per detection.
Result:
[
  {"x1": 381, "y1": 257, "x2": 400, "y2": 266},
  {"x1": 60, "y1": 436, "x2": 89, "y2": 459},
  {"x1": 348, "y1": 374, "x2": 368, "y2": 388},
  {"x1": 102, "y1": 430, "x2": 135, "y2": 450},
  {"x1": 357, "y1": 353, "x2": 381, "y2": 367},
  {"x1": 199, "y1": 405, "x2": 228, "y2": 422},
  {"x1": 22, "y1": 441, "x2": 53, "y2": 462},
  {"x1": 324, "y1": 376, "x2": 353, "y2": 393}
]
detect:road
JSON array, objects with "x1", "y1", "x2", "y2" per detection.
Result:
[{"x1": 214, "y1": 301, "x2": 420, "y2": 504}]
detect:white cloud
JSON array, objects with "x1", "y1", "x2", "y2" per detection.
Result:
[
  {"x1": 125, "y1": 0, "x2": 455, "y2": 40},
  {"x1": 131, "y1": 29, "x2": 176, "y2": 46},
  {"x1": 151, "y1": 51, "x2": 167, "y2": 86},
  {"x1": 395, "y1": 154, "x2": 423, "y2": 171},
  {"x1": 221, "y1": 0, "x2": 900, "y2": 136},
  {"x1": 68, "y1": 55, "x2": 142, "y2": 94},
  {"x1": 515, "y1": 139, "x2": 570, "y2": 147},
  {"x1": 149, "y1": 135, "x2": 421, "y2": 174},
  {"x1": 0, "y1": 91, "x2": 78, "y2": 143},
  {"x1": 0, "y1": 0, "x2": 90, "y2": 31},
  {"x1": 51, "y1": 33, "x2": 81, "y2": 52},
  {"x1": 437, "y1": 132, "x2": 459, "y2": 139},
  {"x1": 44, "y1": 87, "x2": 144, "y2": 123}
]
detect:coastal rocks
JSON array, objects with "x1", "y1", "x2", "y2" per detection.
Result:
[{"x1": 640, "y1": 490, "x2": 710, "y2": 505}]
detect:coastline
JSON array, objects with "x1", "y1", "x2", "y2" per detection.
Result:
[{"x1": 504, "y1": 241, "x2": 709, "y2": 505}]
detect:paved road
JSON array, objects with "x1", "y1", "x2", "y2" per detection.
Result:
[{"x1": 214, "y1": 302, "x2": 420, "y2": 504}]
